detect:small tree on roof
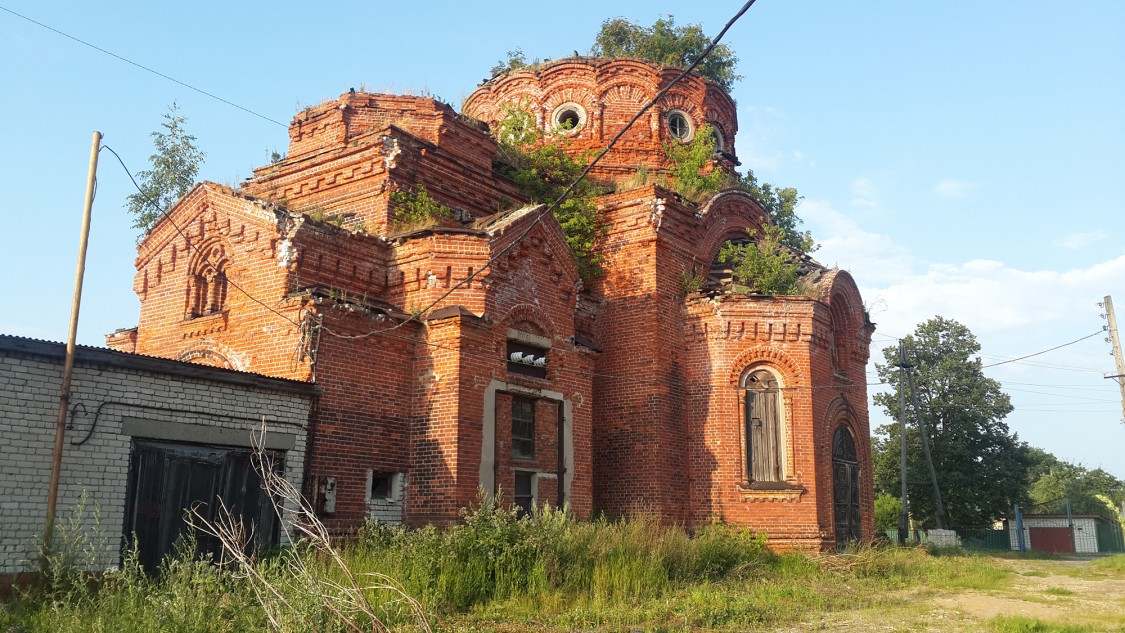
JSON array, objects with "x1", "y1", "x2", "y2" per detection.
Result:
[{"x1": 126, "y1": 102, "x2": 205, "y2": 239}]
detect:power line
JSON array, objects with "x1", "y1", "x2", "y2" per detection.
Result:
[
  {"x1": 1002, "y1": 387, "x2": 1120, "y2": 402},
  {"x1": 0, "y1": 4, "x2": 287, "y2": 128},
  {"x1": 321, "y1": 320, "x2": 882, "y2": 395},
  {"x1": 1000, "y1": 380, "x2": 1117, "y2": 390},
  {"x1": 320, "y1": 0, "x2": 760, "y2": 341},
  {"x1": 100, "y1": 144, "x2": 300, "y2": 329},
  {"x1": 980, "y1": 331, "x2": 1102, "y2": 368}
]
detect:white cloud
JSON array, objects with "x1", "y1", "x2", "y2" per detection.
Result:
[
  {"x1": 933, "y1": 178, "x2": 976, "y2": 198},
  {"x1": 800, "y1": 199, "x2": 912, "y2": 286},
  {"x1": 849, "y1": 177, "x2": 880, "y2": 209},
  {"x1": 806, "y1": 197, "x2": 1125, "y2": 477},
  {"x1": 1054, "y1": 230, "x2": 1109, "y2": 249},
  {"x1": 802, "y1": 198, "x2": 1125, "y2": 340}
]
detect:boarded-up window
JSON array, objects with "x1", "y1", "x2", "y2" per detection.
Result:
[{"x1": 743, "y1": 369, "x2": 782, "y2": 482}]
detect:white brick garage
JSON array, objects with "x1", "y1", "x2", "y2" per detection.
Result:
[{"x1": 0, "y1": 335, "x2": 317, "y2": 576}]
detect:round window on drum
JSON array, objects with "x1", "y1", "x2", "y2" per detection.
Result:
[
  {"x1": 666, "y1": 110, "x2": 694, "y2": 142},
  {"x1": 552, "y1": 103, "x2": 586, "y2": 133}
]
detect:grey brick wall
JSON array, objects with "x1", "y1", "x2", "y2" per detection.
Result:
[{"x1": 0, "y1": 347, "x2": 312, "y2": 574}]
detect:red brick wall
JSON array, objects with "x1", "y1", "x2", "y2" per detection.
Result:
[
  {"x1": 113, "y1": 71, "x2": 874, "y2": 549},
  {"x1": 243, "y1": 95, "x2": 525, "y2": 235},
  {"x1": 584, "y1": 185, "x2": 876, "y2": 549},
  {"x1": 463, "y1": 58, "x2": 740, "y2": 187}
]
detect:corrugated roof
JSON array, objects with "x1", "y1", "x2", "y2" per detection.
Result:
[{"x1": 0, "y1": 334, "x2": 320, "y2": 396}]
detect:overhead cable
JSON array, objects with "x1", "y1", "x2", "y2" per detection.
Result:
[
  {"x1": 0, "y1": 5, "x2": 286, "y2": 128},
  {"x1": 323, "y1": 0, "x2": 761, "y2": 340}
]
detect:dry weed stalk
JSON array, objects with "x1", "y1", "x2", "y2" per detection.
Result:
[{"x1": 193, "y1": 421, "x2": 430, "y2": 633}]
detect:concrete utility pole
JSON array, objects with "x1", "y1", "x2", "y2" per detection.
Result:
[
  {"x1": 1103, "y1": 296, "x2": 1125, "y2": 426},
  {"x1": 905, "y1": 361, "x2": 948, "y2": 530},
  {"x1": 44, "y1": 131, "x2": 101, "y2": 560},
  {"x1": 897, "y1": 341, "x2": 911, "y2": 545}
]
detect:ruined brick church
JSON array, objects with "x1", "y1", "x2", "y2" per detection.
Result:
[{"x1": 107, "y1": 58, "x2": 875, "y2": 550}]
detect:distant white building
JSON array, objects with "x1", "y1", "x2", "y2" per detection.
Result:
[{"x1": 1009, "y1": 514, "x2": 1124, "y2": 554}]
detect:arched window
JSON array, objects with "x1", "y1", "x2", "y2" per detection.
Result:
[
  {"x1": 832, "y1": 425, "x2": 861, "y2": 546},
  {"x1": 709, "y1": 123, "x2": 725, "y2": 153},
  {"x1": 743, "y1": 368, "x2": 783, "y2": 483},
  {"x1": 829, "y1": 299, "x2": 850, "y2": 378},
  {"x1": 187, "y1": 243, "x2": 228, "y2": 318}
]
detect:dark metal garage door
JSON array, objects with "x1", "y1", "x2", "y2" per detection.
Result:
[{"x1": 123, "y1": 440, "x2": 282, "y2": 572}]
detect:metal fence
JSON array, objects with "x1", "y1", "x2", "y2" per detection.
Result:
[{"x1": 883, "y1": 524, "x2": 1124, "y2": 553}]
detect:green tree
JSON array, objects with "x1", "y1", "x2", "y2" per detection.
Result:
[
  {"x1": 874, "y1": 493, "x2": 902, "y2": 532},
  {"x1": 1027, "y1": 458, "x2": 1125, "y2": 516},
  {"x1": 662, "y1": 125, "x2": 815, "y2": 254},
  {"x1": 717, "y1": 225, "x2": 805, "y2": 296},
  {"x1": 664, "y1": 123, "x2": 729, "y2": 201},
  {"x1": 495, "y1": 104, "x2": 608, "y2": 278},
  {"x1": 490, "y1": 48, "x2": 529, "y2": 77},
  {"x1": 738, "y1": 170, "x2": 816, "y2": 253},
  {"x1": 591, "y1": 16, "x2": 742, "y2": 91},
  {"x1": 389, "y1": 185, "x2": 453, "y2": 233},
  {"x1": 872, "y1": 317, "x2": 1033, "y2": 528},
  {"x1": 126, "y1": 102, "x2": 205, "y2": 238}
]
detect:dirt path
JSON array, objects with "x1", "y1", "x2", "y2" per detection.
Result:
[{"x1": 787, "y1": 557, "x2": 1125, "y2": 632}]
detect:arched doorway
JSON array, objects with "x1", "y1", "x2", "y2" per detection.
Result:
[{"x1": 832, "y1": 425, "x2": 861, "y2": 548}]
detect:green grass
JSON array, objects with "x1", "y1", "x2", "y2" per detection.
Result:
[
  {"x1": 1044, "y1": 586, "x2": 1074, "y2": 596},
  {"x1": 1092, "y1": 554, "x2": 1125, "y2": 574},
  {"x1": 1, "y1": 503, "x2": 1018, "y2": 632},
  {"x1": 989, "y1": 615, "x2": 1125, "y2": 632}
]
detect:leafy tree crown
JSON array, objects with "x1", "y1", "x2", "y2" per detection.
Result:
[
  {"x1": 591, "y1": 16, "x2": 742, "y2": 91},
  {"x1": 126, "y1": 102, "x2": 205, "y2": 240},
  {"x1": 871, "y1": 317, "x2": 1031, "y2": 527}
]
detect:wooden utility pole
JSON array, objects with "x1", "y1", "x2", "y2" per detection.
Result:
[
  {"x1": 43, "y1": 131, "x2": 101, "y2": 559},
  {"x1": 1104, "y1": 296, "x2": 1125, "y2": 426}
]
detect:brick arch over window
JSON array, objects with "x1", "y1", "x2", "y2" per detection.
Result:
[
  {"x1": 177, "y1": 340, "x2": 243, "y2": 371},
  {"x1": 697, "y1": 190, "x2": 771, "y2": 265},
  {"x1": 727, "y1": 345, "x2": 804, "y2": 388},
  {"x1": 822, "y1": 270, "x2": 872, "y2": 369},
  {"x1": 824, "y1": 394, "x2": 859, "y2": 424},
  {"x1": 186, "y1": 238, "x2": 230, "y2": 318},
  {"x1": 498, "y1": 303, "x2": 557, "y2": 339},
  {"x1": 728, "y1": 347, "x2": 803, "y2": 485}
]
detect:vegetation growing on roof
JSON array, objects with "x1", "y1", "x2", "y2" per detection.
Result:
[
  {"x1": 126, "y1": 102, "x2": 205, "y2": 240},
  {"x1": 489, "y1": 15, "x2": 740, "y2": 91},
  {"x1": 591, "y1": 16, "x2": 742, "y2": 91},
  {"x1": 389, "y1": 184, "x2": 454, "y2": 233},
  {"x1": 664, "y1": 123, "x2": 731, "y2": 202},
  {"x1": 663, "y1": 125, "x2": 817, "y2": 255},
  {"x1": 495, "y1": 104, "x2": 608, "y2": 279},
  {"x1": 717, "y1": 225, "x2": 811, "y2": 296},
  {"x1": 490, "y1": 48, "x2": 530, "y2": 77}
]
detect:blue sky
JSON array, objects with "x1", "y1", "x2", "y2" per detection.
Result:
[{"x1": 2, "y1": 1, "x2": 1122, "y2": 478}]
